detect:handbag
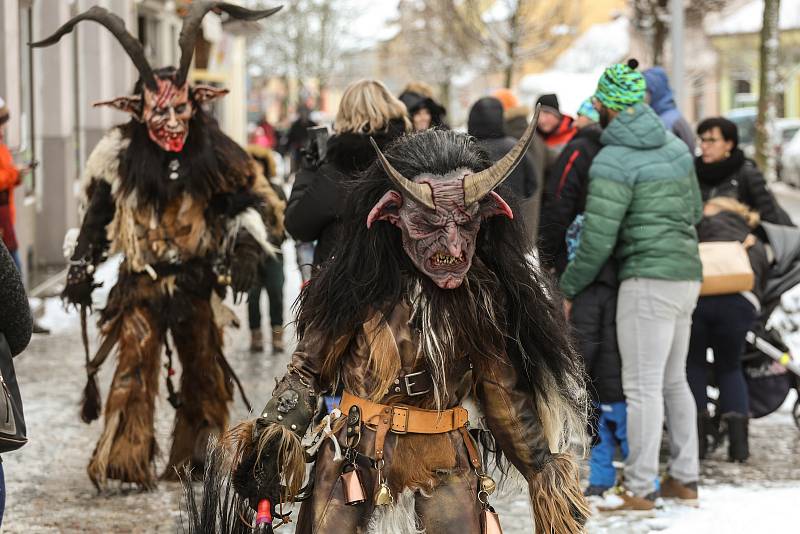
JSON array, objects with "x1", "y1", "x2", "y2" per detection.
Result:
[
  {"x1": 0, "y1": 332, "x2": 27, "y2": 453},
  {"x1": 699, "y1": 241, "x2": 754, "y2": 296}
]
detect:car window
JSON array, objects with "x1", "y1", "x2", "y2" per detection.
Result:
[{"x1": 783, "y1": 127, "x2": 800, "y2": 143}]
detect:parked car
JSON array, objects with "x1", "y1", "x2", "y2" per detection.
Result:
[
  {"x1": 725, "y1": 108, "x2": 800, "y2": 184},
  {"x1": 776, "y1": 118, "x2": 800, "y2": 183}
]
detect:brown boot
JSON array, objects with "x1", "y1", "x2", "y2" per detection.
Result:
[
  {"x1": 597, "y1": 486, "x2": 656, "y2": 512},
  {"x1": 271, "y1": 326, "x2": 284, "y2": 353},
  {"x1": 660, "y1": 475, "x2": 699, "y2": 505},
  {"x1": 250, "y1": 328, "x2": 264, "y2": 352}
]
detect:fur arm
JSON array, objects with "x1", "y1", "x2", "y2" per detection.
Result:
[
  {"x1": 474, "y1": 357, "x2": 590, "y2": 533},
  {"x1": 62, "y1": 180, "x2": 115, "y2": 307}
]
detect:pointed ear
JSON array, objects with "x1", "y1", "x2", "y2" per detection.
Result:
[
  {"x1": 479, "y1": 191, "x2": 514, "y2": 220},
  {"x1": 192, "y1": 85, "x2": 229, "y2": 104},
  {"x1": 93, "y1": 95, "x2": 143, "y2": 117},
  {"x1": 367, "y1": 191, "x2": 403, "y2": 229}
]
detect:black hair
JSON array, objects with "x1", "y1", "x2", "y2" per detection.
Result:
[
  {"x1": 295, "y1": 128, "x2": 585, "y2": 421},
  {"x1": 697, "y1": 117, "x2": 739, "y2": 149}
]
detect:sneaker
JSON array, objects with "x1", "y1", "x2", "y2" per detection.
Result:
[
  {"x1": 660, "y1": 476, "x2": 698, "y2": 505},
  {"x1": 250, "y1": 328, "x2": 264, "y2": 352},
  {"x1": 596, "y1": 486, "x2": 656, "y2": 512}
]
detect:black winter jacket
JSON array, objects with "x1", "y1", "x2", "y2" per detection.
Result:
[
  {"x1": 467, "y1": 97, "x2": 538, "y2": 200},
  {"x1": 0, "y1": 241, "x2": 32, "y2": 356},
  {"x1": 696, "y1": 211, "x2": 769, "y2": 303},
  {"x1": 539, "y1": 124, "x2": 603, "y2": 274},
  {"x1": 696, "y1": 150, "x2": 793, "y2": 226},
  {"x1": 571, "y1": 279, "x2": 623, "y2": 403},
  {"x1": 285, "y1": 119, "x2": 406, "y2": 266}
]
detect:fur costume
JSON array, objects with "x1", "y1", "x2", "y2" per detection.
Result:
[
  {"x1": 187, "y1": 111, "x2": 591, "y2": 533},
  {"x1": 31, "y1": 2, "x2": 283, "y2": 489}
]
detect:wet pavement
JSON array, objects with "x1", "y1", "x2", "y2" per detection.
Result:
[{"x1": 4, "y1": 246, "x2": 800, "y2": 533}]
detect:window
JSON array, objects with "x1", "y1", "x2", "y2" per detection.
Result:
[{"x1": 734, "y1": 79, "x2": 752, "y2": 95}]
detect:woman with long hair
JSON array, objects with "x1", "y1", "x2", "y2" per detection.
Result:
[{"x1": 285, "y1": 79, "x2": 410, "y2": 266}]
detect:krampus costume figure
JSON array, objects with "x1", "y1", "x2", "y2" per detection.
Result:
[
  {"x1": 31, "y1": 3, "x2": 283, "y2": 489},
  {"x1": 188, "y1": 114, "x2": 590, "y2": 533}
]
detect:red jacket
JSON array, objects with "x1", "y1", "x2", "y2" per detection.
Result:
[
  {"x1": 543, "y1": 115, "x2": 577, "y2": 151},
  {"x1": 0, "y1": 143, "x2": 19, "y2": 250}
]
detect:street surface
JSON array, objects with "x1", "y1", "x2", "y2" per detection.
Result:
[{"x1": 5, "y1": 190, "x2": 800, "y2": 533}]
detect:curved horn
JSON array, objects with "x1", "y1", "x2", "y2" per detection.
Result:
[
  {"x1": 30, "y1": 6, "x2": 156, "y2": 91},
  {"x1": 370, "y1": 138, "x2": 435, "y2": 210},
  {"x1": 177, "y1": 2, "x2": 282, "y2": 87},
  {"x1": 463, "y1": 104, "x2": 540, "y2": 206}
]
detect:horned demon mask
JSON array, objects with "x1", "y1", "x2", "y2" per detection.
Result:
[
  {"x1": 31, "y1": 2, "x2": 281, "y2": 153},
  {"x1": 367, "y1": 108, "x2": 539, "y2": 289}
]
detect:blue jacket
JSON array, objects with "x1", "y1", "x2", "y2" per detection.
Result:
[{"x1": 643, "y1": 67, "x2": 696, "y2": 153}]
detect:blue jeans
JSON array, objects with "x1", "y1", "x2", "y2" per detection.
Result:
[{"x1": 589, "y1": 401, "x2": 628, "y2": 488}]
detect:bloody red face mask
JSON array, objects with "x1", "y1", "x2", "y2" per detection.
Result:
[{"x1": 142, "y1": 79, "x2": 192, "y2": 152}]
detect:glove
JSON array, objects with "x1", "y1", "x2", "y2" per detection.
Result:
[
  {"x1": 230, "y1": 234, "x2": 262, "y2": 293},
  {"x1": 232, "y1": 374, "x2": 316, "y2": 509},
  {"x1": 62, "y1": 263, "x2": 100, "y2": 308}
]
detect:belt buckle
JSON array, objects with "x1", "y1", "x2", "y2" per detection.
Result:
[
  {"x1": 392, "y1": 406, "x2": 409, "y2": 434},
  {"x1": 403, "y1": 370, "x2": 431, "y2": 397}
]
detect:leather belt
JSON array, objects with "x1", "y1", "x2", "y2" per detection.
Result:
[{"x1": 339, "y1": 391, "x2": 469, "y2": 435}]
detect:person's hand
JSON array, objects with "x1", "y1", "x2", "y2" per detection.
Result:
[{"x1": 563, "y1": 299, "x2": 573, "y2": 321}]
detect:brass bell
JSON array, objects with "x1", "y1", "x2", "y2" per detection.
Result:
[
  {"x1": 479, "y1": 475, "x2": 497, "y2": 496},
  {"x1": 374, "y1": 482, "x2": 394, "y2": 506}
]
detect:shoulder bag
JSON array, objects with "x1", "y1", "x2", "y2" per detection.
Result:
[
  {"x1": 699, "y1": 241, "x2": 754, "y2": 296},
  {"x1": 0, "y1": 332, "x2": 27, "y2": 452}
]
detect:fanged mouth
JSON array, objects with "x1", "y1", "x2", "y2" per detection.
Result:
[
  {"x1": 163, "y1": 131, "x2": 185, "y2": 141},
  {"x1": 429, "y1": 251, "x2": 466, "y2": 269}
]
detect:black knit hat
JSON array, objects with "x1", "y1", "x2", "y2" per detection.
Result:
[{"x1": 536, "y1": 93, "x2": 560, "y2": 114}]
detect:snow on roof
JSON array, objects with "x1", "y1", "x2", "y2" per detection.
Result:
[
  {"x1": 516, "y1": 17, "x2": 629, "y2": 116},
  {"x1": 518, "y1": 69, "x2": 604, "y2": 117},
  {"x1": 707, "y1": 0, "x2": 800, "y2": 36},
  {"x1": 553, "y1": 16, "x2": 630, "y2": 73}
]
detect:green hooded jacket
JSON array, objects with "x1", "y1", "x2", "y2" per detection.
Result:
[{"x1": 559, "y1": 103, "x2": 702, "y2": 299}]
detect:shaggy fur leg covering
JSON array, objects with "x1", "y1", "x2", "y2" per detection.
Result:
[
  {"x1": 88, "y1": 306, "x2": 162, "y2": 489},
  {"x1": 366, "y1": 489, "x2": 425, "y2": 534},
  {"x1": 230, "y1": 421, "x2": 306, "y2": 505},
  {"x1": 529, "y1": 453, "x2": 591, "y2": 534},
  {"x1": 163, "y1": 298, "x2": 232, "y2": 481}
]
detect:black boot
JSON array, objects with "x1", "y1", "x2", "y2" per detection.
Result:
[
  {"x1": 723, "y1": 412, "x2": 749, "y2": 462},
  {"x1": 697, "y1": 411, "x2": 715, "y2": 460}
]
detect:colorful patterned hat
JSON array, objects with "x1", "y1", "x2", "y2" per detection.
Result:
[
  {"x1": 577, "y1": 98, "x2": 599, "y2": 122},
  {"x1": 593, "y1": 59, "x2": 646, "y2": 112}
]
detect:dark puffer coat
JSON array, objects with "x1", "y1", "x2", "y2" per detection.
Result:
[
  {"x1": 696, "y1": 149, "x2": 793, "y2": 226},
  {"x1": 539, "y1": 124, "x2": 603, "y2": 274},
  {"x1": 570, "y1": 271, "x2": 623, "y2": 403},
  {"x1": 467, "y1": 97, "x2": 538, "y2": 200},
  {"x1": 285, "y1": 119, "x2": 406, "y2": 266},
  {"x1": 0, "y1": 241, "x2": 32, "y2": 356}
]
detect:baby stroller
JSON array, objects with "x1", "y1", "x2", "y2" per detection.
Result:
[
  {"x1": 744, "y1": 222, "x2": 800, "y2": 430},
  {"x1": 702, "y1": 223, "x2": 800, "y2": 456}
]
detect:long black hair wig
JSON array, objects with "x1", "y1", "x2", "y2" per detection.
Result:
[{"x1": 296, "y1": 128, "x2": 587, "y2": 449}]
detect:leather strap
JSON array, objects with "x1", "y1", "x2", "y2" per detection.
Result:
[
  {"x1": 374, "y1": 405, "x2": 392, "y2": 462},
  {"x1": 458, "y1": 426, "x2": 482, "y2": 471},
  {"x1": 339, "y1": 391, "x2": 469, "y2": 436}
]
